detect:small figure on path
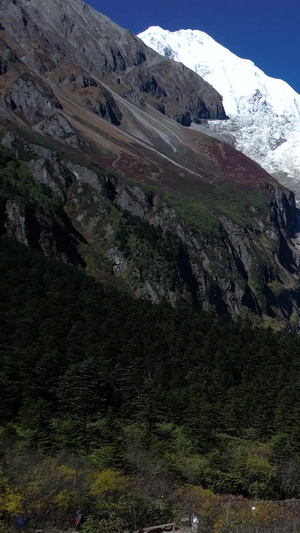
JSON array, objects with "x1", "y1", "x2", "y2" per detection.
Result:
[{"x1": 75, "y1": 509, "x2": 84, "y2": 530}]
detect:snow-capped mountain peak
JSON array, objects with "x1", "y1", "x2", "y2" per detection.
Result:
[
  {"x1": 138, "y1": 26, "x2": 300, "y2": 198},
  {"x1": 138, "y1": 26, "x2": 300, "y2": 118}
]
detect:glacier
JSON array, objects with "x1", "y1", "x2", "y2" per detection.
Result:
[{"x1": 138, "y1": 26, "x2": 300, "y2": 199}]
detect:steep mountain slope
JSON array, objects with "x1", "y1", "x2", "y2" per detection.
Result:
[
  {"x1": 0, "y1": 0, "x2": 225, "y2": 125},
  {"x1": 0, "y1": 0, "x2": 300, "y2": 327},
  {"x1": 138, "y1": 27, "x2": 300, "y2": 198}
]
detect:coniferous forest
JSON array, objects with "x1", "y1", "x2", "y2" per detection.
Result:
[{"x1": 2, "y1": 237, "x2": 300, "y2": 531}]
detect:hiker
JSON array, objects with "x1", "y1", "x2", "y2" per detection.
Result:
[
  {"x1": 15, "y1": 514, "x2": 25, "y2": 531},
  {"x1": 75, "y1": 509, "x2": 84, "y2": 530}
]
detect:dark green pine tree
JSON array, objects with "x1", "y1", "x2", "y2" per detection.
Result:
[{"x1": 56, "y1": 358, "x2": 110, "y2": 449}]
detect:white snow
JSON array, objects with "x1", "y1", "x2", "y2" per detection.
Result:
[
  {"x1": 138, "y1": 26, "x2": 300, "y2": 198},
  {"x1": 138, "y1": 26, "x2": 300, "y2": 117}
]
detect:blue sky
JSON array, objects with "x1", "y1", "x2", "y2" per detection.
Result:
[{"x1": 85, "y1": 0, "x2": 300, "y2": 94}]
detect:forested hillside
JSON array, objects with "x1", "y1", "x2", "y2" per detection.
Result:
[{"x1": 2, "y1": 237, "x2": 300, "y2": 530}]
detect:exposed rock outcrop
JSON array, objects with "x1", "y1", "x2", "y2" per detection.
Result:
[
  {"x1": 5, "y1": 73, "x2": 62, "y2": 118},
  {"x1": 4, "y1": 199, "x2": 28, "y2": 245}
]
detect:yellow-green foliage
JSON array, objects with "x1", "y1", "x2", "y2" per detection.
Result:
[
  {"x1": 0, "y1": 456, "x2": 88, "y2": 526},
  {"x1": 57, "y1": 465, "x2": 76, "y2": 481},
  {"x1": 232, "y1": 441, "x2": 277, "y2": 498},
  {"x1": 0, "y1": 468, "x2": 23, "y2": 514},
  {"x1": 90, "y1": 469, "x2": 128, "y2": 497}
]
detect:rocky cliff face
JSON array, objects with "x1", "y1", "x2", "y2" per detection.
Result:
[
  {"x1": 0, "y1": 0, "x2": 300, "y2": 330},
  {"x1": 2, "y1": 130, "x2": 300, "y2": 329}
]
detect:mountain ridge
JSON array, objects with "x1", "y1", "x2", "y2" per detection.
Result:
[
  {"x1": 0, "y1": 0, "x2": 226, "y2": 124},
  {"x1": 138, "y1": 26, "x2": 300, "y2": 199},
  {"x1": 138, "y1": 26, "x2": 300, "y2": 117}
]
